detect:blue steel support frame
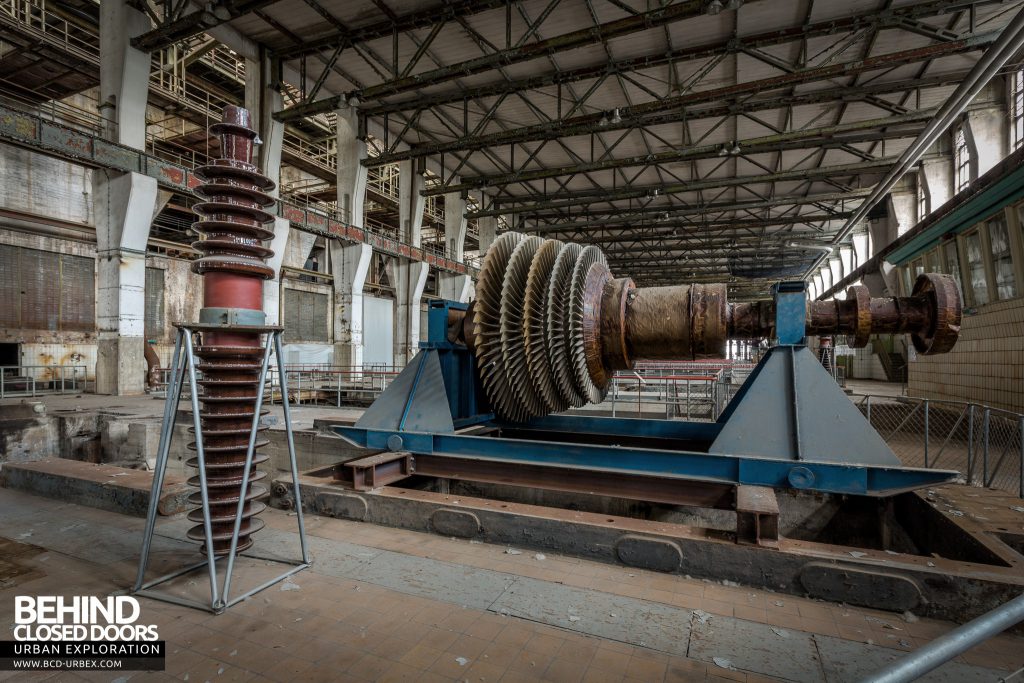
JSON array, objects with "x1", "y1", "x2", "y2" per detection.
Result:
[
  {"x1": 334, "y1": 289, "x2": 958, "y2": 497},
  {"x1": 423, "y1": 300, "x2": 493, "y2": 428}
]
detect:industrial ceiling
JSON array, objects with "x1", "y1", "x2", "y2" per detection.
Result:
[{"x1": 136, "y1": 0, "x2": 1024, "y2": 291}]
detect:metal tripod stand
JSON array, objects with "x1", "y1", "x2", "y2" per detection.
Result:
[{"x1": 133, "y1": 323, "x2": 310, "y2": 613}]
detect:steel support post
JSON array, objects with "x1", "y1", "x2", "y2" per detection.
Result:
[{"x1": 132, "y1": 326, "x2": 309, "y2": 613}]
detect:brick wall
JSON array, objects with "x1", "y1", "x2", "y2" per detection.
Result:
[{"x1": 908, "y1": 297, "x2": 1024, "y2": 412}]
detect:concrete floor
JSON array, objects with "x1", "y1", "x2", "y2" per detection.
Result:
[{"x1": 0, "y1": 487, "x2": 1021, "y2": 683}]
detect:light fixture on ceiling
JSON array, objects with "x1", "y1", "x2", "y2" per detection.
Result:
[
  {"x1": 718, "y1": 145, "x2": 729, "y2": 156},
  {"x1": 598, "y1": 113, "x2": 609, "y2": 126},
  {"x1": 730, "y1": 141, "x2": 741, "y2": 155},
  {"x1": 705, "y1": 0, "x2": 724, "y2": 14},
  {"x1": 725, "y1": 0, "x2": 743, "y2": 10},
  {"x1": 610, "y1": 108, "x2": 622, "y2": 124}
]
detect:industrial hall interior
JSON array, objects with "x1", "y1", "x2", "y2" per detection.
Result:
[{"x1": 5, "y1": 0, "x2": 1024, "y2": 681}]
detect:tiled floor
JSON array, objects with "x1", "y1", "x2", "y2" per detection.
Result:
[{"x1": 0, "y1": 488, "x2": 1021, "y2": 682}]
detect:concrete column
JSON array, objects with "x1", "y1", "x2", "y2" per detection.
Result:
[
  {"x1": 439, "y1": 273, "x2": 472, "y2": 303},
  {"x1": 867, "y1": 213, "x2": 898, "y2": 294},
  {"x1": 965, "y1": 106, "x2": 1008, "y2": 179},
  {"x1": 444, "y1": 190, "x2": 467, "y2": 261},
  {"x1": 808, "y1": 279, "x2": 818, "y2": 301},
  {"x1": 477, "y1": 215, "x2": 497, "y2": 253},
  {"x1": 263, "y1": 217, "x2": 290, "y2": 324},
  {"x1": 388, "y1": 260, "x2": 428, "y2": 364},
  {"x1": 920, "y1": 153, "x2": 954, "y2": 213},
  {"x1": 839, "y1": 246, "x2": 853, "y2": 278},
  {"x1": 330, "y1": 242, "x2": 372, "y2": 367},
  {"x1": 98, "y1": 0, "x2": 150, "y2": 149},
  {"x1": 244, "y1": 55, "x2": 284, "y2": 197},
  {"x1": 828, "y1": 255, "x2": 842, "y2": 285},
  {"x1": 812, "y1": 273, "x2": 824, "y2": 298},
  {"x1": 336, "y1": 106, "x2": 367, "y2": 227},
  {"x1": 852, "y1": 232, "x2": 869, "y2": 270},
  {"x1": 94, "y1": 171, "x2": 158, "y2": 395},
  {"x1": 889, "y1": 191, "x2": 917, "y2": 237},
  {"x1": 399, "y1": 159, "x2": 425, "y2": 246},
  {"x1": 819, "y1": 266, "x2": 832, "y2": 293}
]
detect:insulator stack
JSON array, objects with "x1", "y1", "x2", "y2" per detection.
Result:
[
  {"x1": 472, "y1": 232, "x2": 962, "y2": 422},
  {"x1": 187, "y1": 105, "x2": 276, "y2": 554}
]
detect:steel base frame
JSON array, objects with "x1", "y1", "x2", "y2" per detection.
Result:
[{"x1": 132, "y1": 324, "x2": 310, "y2": 614}]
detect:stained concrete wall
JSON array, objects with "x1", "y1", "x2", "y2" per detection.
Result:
[
  {"x1": 146, "y1": 255, "x2": 203, "y2": 367},
  {"x1": 0, "y1": 228, "x2": 99, "y2": 381},
  {"x1": 909, "y1": 297, "x2": 1024, "y2": 413},
  {"x1": 0, "y1": 147, "x2": 92, "y2": 226}
]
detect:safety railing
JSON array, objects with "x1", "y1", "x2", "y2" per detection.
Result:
[
  {"x1": 604, "y1": 372, "x2": 728, "y2": 421},
  {"x1": 0, "y1": 365, "x2": 89, "y2": 398},
  {"x1": 856, "y1": 395, "x2": 1024, "y2": 497},
  {"x1": 265, "y1": 366, "x2": 401, "y2": 406},
  {"x1": 0, "y1": 0, "x2": 97, "y2": 64},
  {"x1": 151, "y1": 364, "x2": 403, "y2": 407}
]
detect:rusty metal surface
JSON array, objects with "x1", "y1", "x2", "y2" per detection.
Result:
[
  {"x1": 581, "y1": 262, "x2": 612, "y2": 390},
  {"x1": 472, "y1": 233, "x2": 961, "y2": 421},
  {"x1": 690, "y1": 283, "x2": 728, "y2": 357},
  {"x1": 599, "y1": 276, "x2": 633, "y2": 371},
  {"x1": 910, "y1": 272, "x2": 963, "y2": 355},
  {"x1": 735, "y1": 485, "x2": 780, "y2": 548},
  {"x1": 409, "y1": 453, "x2": 736, "y2": 509},
  {"x1": 623, "y1": 284, "x2": 694, "y2": 360}
]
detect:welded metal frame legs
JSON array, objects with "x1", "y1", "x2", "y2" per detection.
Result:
[{"x1": 132, "y1": 324, "x2": 309, "y2": 614}]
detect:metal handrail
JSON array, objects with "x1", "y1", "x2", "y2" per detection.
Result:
[
  {"x1": 0, "y1": 365, "x2": 89, "y2": 398},
  {"x1": 862, "y1": 593, "x2": 1024, "y2": 683}
]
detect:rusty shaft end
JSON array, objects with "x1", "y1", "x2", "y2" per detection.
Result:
[{"x1": 729, "y1": 273, "x2": 962, "y2": 356}]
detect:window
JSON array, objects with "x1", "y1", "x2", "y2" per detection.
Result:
[
  {"x1": 144, "y1": 267, "x2": 165, "y2": 339},
  {"x1": 1013, "y1": 69, "x2": 1024, "y2": 150},
  {"x1": 954, "y1": 126, "x2": 971, "y2": 193},
  {"x1": 988, "y1": 216, "x2": 1017, "y2": 300},
  {"x1": 283, "y1": 288, "x2": 329, "y2": 342},
  {"x1": 0, "y1": 244, "x2": 94, "y2": 331},
  {"x1": 963, "y1": 229, "x2": 989, "y2": 306},
  {"x1": 942, "y1": 241, "x2": 961, "y2": 290}
]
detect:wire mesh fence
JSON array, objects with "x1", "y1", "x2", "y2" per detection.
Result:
[{"x1": 856, "y1": 395, "x2": 1024, "y2": 497}]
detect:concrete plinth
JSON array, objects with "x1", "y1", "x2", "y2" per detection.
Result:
[{"x1": 95, "y1": 337, "x2": 145, "y2": 396}]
